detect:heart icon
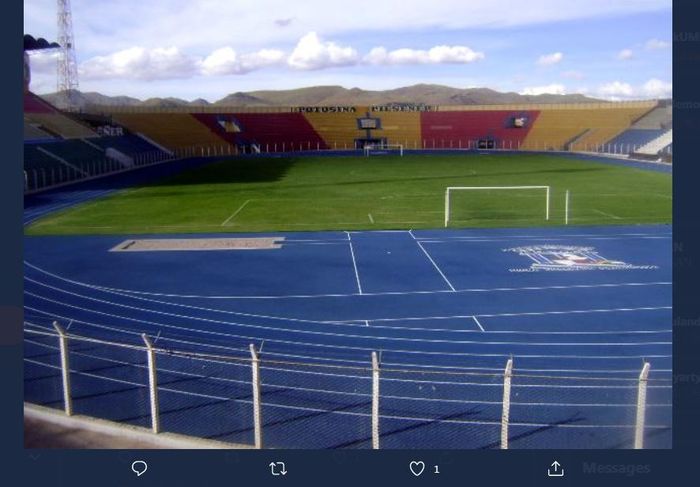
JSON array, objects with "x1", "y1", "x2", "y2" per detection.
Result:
[{"x1": 409, "y1": 461, "x2": 426, "y2": 477}]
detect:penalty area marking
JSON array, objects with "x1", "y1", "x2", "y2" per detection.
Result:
[{"x1": 221, "y1": 200, "x2": 251, "y2": 226}]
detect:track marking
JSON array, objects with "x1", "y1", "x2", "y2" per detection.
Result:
[
  {"x1": 24, "y1": 276, "x2": 672, "y2": 335},
  {"x1": 345, "y1": 231, "x2": 363, "y2": 294},
  {"x1": 25, "y1": 259, "x2": 670, "y2": 299},
  {"x1": 221, "y1": 199, "x2": 251, "y2": 226},
  {"x1": 368, "y1": 213, "x2": 374, "y2": 224},
  {"x1": 334, "y1": 306, "x2": 672, "y2": 323},
  {"x1": 23, "y1": 274, "x2": 672, "y2": 336},
  {"x1": 24, "y1": 305, "x2": 672, "y2": 360},
  {"x1": 415, "y1": 241, "x2": 456, "y2": 291},
  {"x1": 592, "y1": 209, "x2": 623, "y2": 220},
  {"x1": 472, "y1": 316, "x2": 485, "y2": 332},
  {"x1": 413, "y1": 231, "x2": 671, "y2": 241}
]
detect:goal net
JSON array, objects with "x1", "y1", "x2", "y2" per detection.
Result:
[
  {"x1": 444, "y1": 186, "x2": 550, "y2": 227},
  {"x1": 364, "y1": 144, "x2": 404, "y2": 157}
]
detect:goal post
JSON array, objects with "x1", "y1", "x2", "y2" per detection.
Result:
[
  {"x1": 364, "y1": 143, "x2": 404, "y2": 157},
  {"x1": 444, "y1": 186, "x2": 550, "y2": 227}
]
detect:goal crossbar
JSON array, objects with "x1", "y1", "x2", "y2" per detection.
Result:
[{"x1": 444, "y1": 185, "x2": 550, "y2": 227}]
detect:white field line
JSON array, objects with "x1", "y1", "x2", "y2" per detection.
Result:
[
  {"x1": 368, "y1": 213, "x2": 374, "y2": 224},
  {"x1": 415, "y1": 241, "x2": 456, "y2": 292},
  {"x1": 592, "y1": 209, "x2": 623, "y2": 220},
  {"x1": 221, "y1": 199, "x2": 251, "y2": 226},
  {"x1": 345, "y1": 231, "x2": 363, "y2": 294},
  {"x1": 472, "y1": 316, "x2": 485, "y2": 332}
]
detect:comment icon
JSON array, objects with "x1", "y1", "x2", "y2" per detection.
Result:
[{"x1": 131, "y1": 460, "x2": 148, "y2": 477}]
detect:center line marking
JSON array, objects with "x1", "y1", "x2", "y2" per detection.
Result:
[
  {"x1": 221, "y1": 200, "x2": 251, "y2": 226},
  {"x1": 416, "y1": 240, "x2": 456, "y2": 292},
  {"x1": 345, "y1": 231, "x2": 363, "y2": 294},
  {"x1": 472, "y1": 316, "x2": 485, "y2": 332}
]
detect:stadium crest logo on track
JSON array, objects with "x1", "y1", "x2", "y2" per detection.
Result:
[{"x1": 503, "y1": 245, "x2": 658, "y2": 272}]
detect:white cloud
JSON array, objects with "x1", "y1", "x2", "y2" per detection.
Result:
[
  {"x1": 642, "y1": 78, "x2": 672, "y2": 98},
  {"x1": 80, "y1": 46, "x2": 199, "y2": 81},
  {"x1": 597, "y1": 81, "x2": 635, "y2": 98},
  {"x1": 645, "y1": 38, "x2": 670, "y2": 50},
  {"x1": 26, "y1": 0, "x2": 670, "y2": 54},
  {"x1": 536, "y1": 52, "x2": 563, "y2": 66},
  {"x1": 364, "y1": 45, "x2": 484, "y2": 65},
  {"x1": 595, "y1": 79, "x2": 671, "y2": 99},
  {"x1": 520, "y1": 83, "x2": 566, "y2": 95},
  {"x1": 287, "y1": 32, "x2": 358, "y2": 70},
  {"x1": 202, "y1": 47, "x2": 285, "y2": 76},
  {"x1": 26, "y1": 50, "x2": 59, "y2": 74},
  {"x1": 561, "y1": 70, "x2": 584, "y2": 80},
  {"x1": 617, "y1": 49, "x2": 634, "y2": 60}
]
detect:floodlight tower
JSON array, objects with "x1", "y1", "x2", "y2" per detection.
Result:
[{"x1": 57, "y1": 0, "x2": 79, "y2": 110}]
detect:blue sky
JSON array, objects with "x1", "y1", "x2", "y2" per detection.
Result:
[{"x1": 24, "y1": 0, "x2": 672, "y2": 101}]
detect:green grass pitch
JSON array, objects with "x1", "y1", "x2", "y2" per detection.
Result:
[{"x1": 25, "y1": 153, "x2": 671, "y2": 235}]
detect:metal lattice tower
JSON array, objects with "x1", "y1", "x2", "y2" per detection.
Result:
[{"x1": 57, "y1": 0, "x2": 79, "y2": 109}]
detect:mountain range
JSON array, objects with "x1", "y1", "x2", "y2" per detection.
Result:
[{"x1": 41, "y1": 84, "x2": 603, "y2": 109}]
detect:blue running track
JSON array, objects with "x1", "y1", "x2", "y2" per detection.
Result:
[{"x1": 23, "y1": 157, "x2": 672, "y2": 449}]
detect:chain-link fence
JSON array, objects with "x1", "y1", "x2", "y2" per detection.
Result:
[{"x1": 23, "y1": 323, "x2": 671, "y2": 449}]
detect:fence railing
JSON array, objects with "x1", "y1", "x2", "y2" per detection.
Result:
[
  {"x1": 24, "y1": 150, "x2": 175, "y2": 194},
  {"x1": 23, "y1": 323, "x2": 671, "y2": 449},
  {"x1": 24, "y1": 139, "x2": 672, "y2": 195}
]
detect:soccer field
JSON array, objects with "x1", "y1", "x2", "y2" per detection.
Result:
[{"x1": 25, "y1": 153, "x2": 671, "y2": 235}]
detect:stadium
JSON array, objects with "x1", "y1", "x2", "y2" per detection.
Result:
[{"x1": 23, "y1": 1, "x2": 672, "y2": 450}]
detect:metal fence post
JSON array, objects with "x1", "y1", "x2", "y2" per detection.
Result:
[
  {"x1": 250, "y1": 344, "x2": 263, "y2": 449},
  {"x1": 142, "y1": 334, "x2": 160, "y2": 434},
  {"x1": 634, "y1": 362, "x2": 651, "y2": 449},
  {"x1": 372, "y1": 352, "x2": 380, "y2": 449},
  {"x1": 52, "y1": 322, "x2": 73, "y2": 416},
  {"x1": 500, "y1": 358, "x2": 513, "y2": 449}
]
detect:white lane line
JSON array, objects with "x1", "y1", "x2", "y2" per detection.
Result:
[
  {"x1": 368, "y1": 213, "x2": 374, "y2": 224},
  {"x1": 24, "y1": 274, "x2": 672, "y2": 337},
  {"x1": 345, "y1": 231, "x2": 363, "y2": 295},
  {"x1": 22, "y1": 291, "x2": 671, "y2": 348},
  {"x1": 24, "y1": 305, "x2": 673, "y2": 361},
  {"x1": 415, "y1": 241, "x2": 456, "y2": 292},
  {"x1": 415, "y1": 232, "x2": 671, "y2": 241},
  {"x1": 334, "y1": 306, "x2": 672, "y2": 323},
  {"x1": 420, "y1": 236, "x2": 669, "y2": 244},
  {"x1": 221, "y1": 199, "x2": 251, "y2": 226},
  {"x1": 24, "y1": 260, "x2": 671, "y2": 299},
  {"x1": 592, "y1": 209, "x2": 623, "y2": 220},
  {"x1": 472, "y1": 316, "x2": 485, "y2": 332}
]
